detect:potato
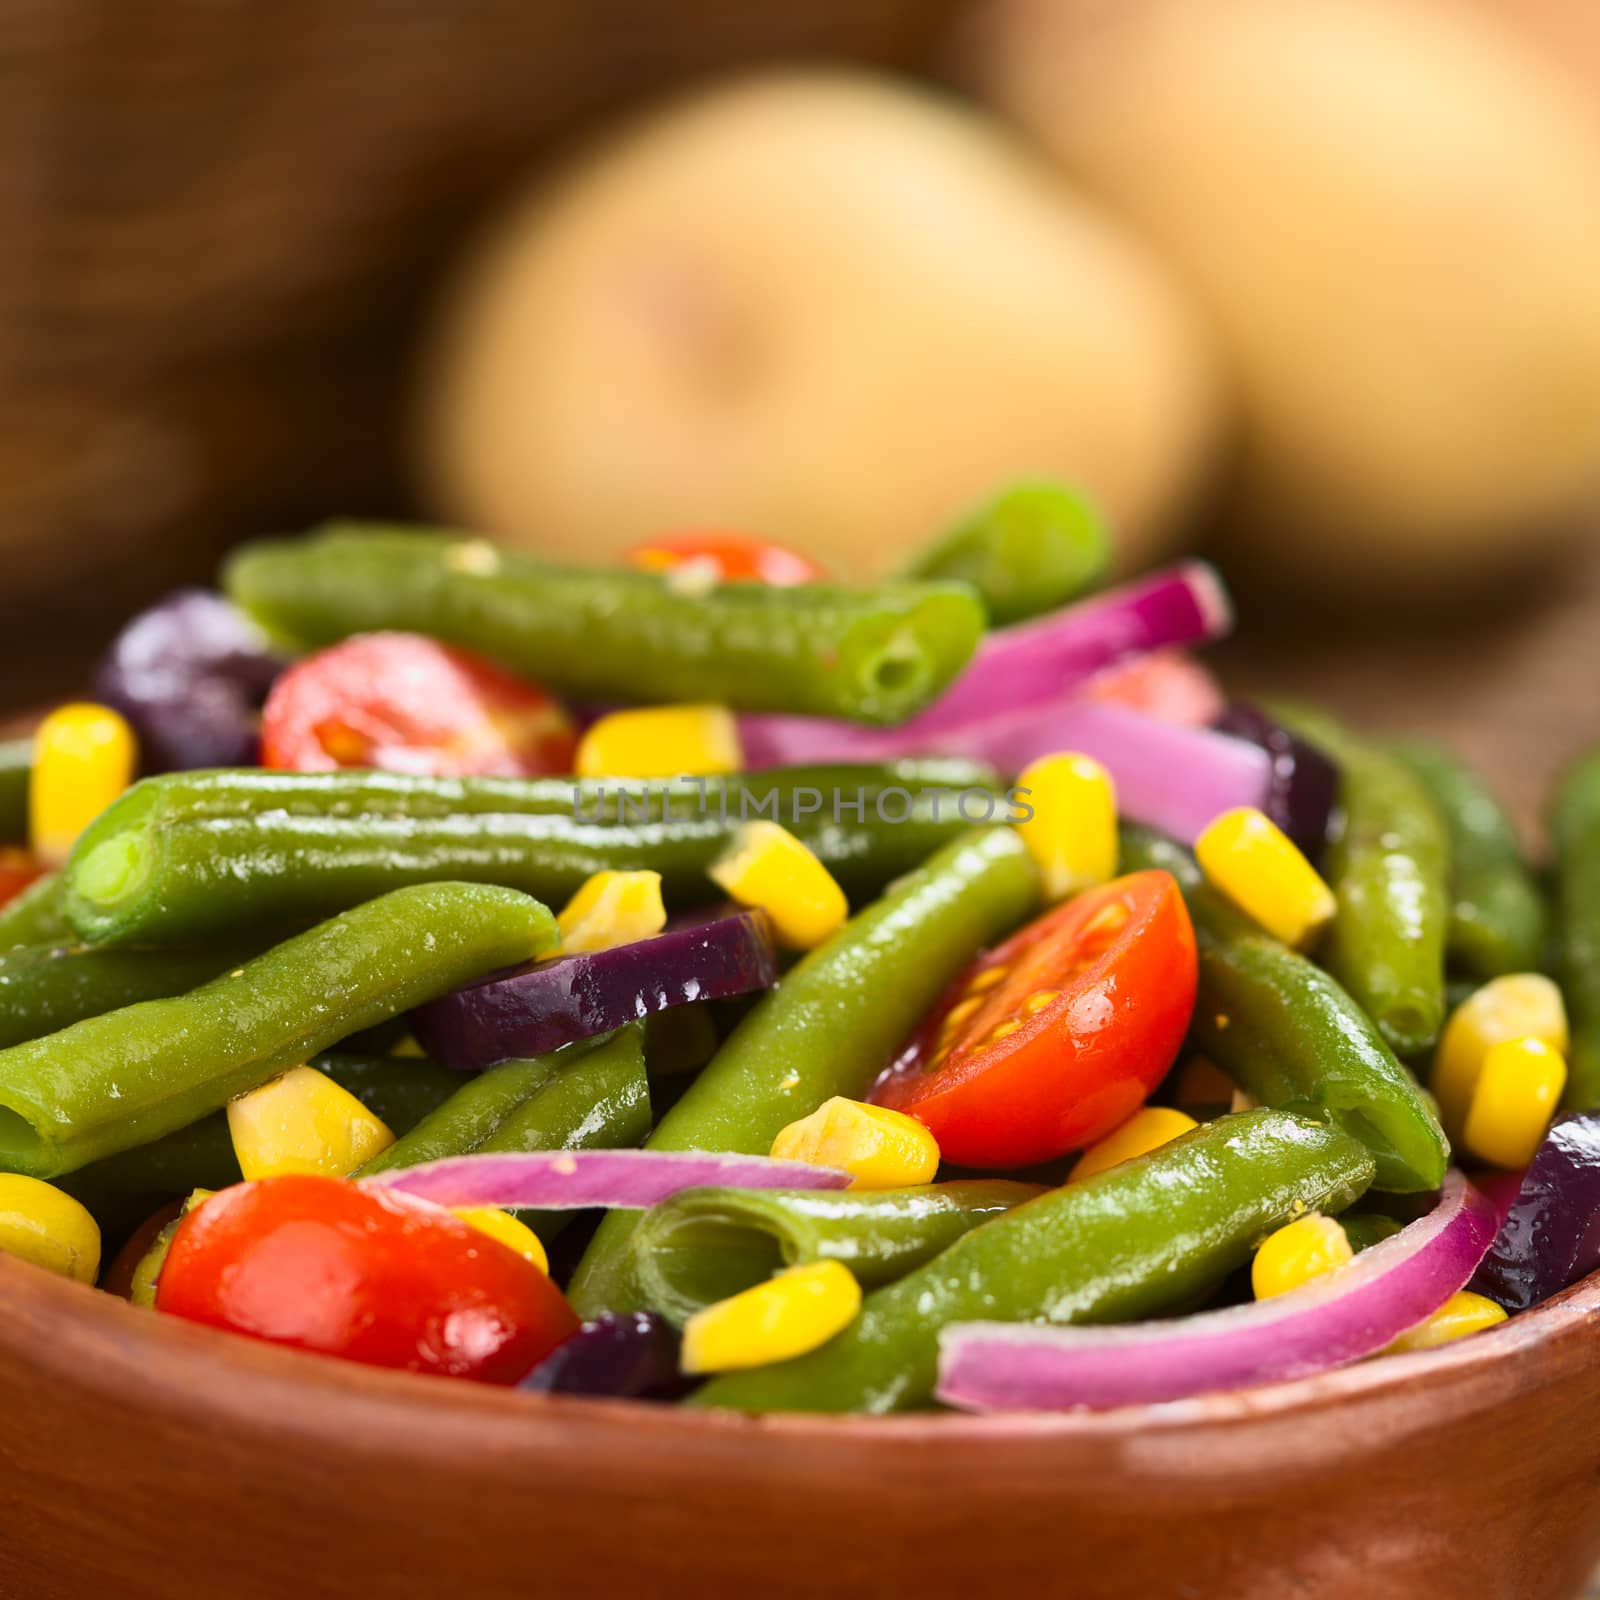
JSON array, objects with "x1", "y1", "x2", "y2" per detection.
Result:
[
  {"x1": 972, "y1": 0, "x2": 1600, "y2": 590},
  {"x1": 418, "y1": 72, "x2": 1221, "y2": 580}
]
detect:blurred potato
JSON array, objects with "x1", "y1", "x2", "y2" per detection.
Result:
[
  {"x1": 419, "y1": 71, "x2": 1223, "y2": 580},
  {"x1": 971, "y1": 0, "x2": 1600, "y2": 592}
]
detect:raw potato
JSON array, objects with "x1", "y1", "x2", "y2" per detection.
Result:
[
  {"x1": 419, "y1": 72, "x2": 1221, "y2": 580},
  {"x1": 973, "y1": 0, "x2": 1600, "y2": 590}
]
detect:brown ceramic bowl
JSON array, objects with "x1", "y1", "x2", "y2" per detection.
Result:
[{"x1": 2, "y1": 1246, "x2": 1598, "y2": 1600}]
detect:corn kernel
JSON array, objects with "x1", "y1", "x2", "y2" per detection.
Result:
[
  {"x1": 454, "y1": 1207, "x2": 550, "y2": 1274},
  {"x1": 1385, "y1": 1290, "x2": 1507, "y2": 1353},
  {"x1": 681, "y1": 1261, "x2": 861, "y2": 1374},
  {"x1": 1070, "y1": 1107, "x2": 1198, "y2": 1182},
  {"x1": 1014, "y1": 753, "x2": 1118, "y2": 901},
  {"x1": 29, "y1": 703, "x2": 138, "y2": 866},
  {"x1": 709, "y1": 820, "x2": 848, "y2": 950},
  {"x1": 1462, "y1": 1037, "x2": 1566, "y2": 1169},
  {"x1": 1251, "y1": 1213, "x2": 1354, "y2": 1300},
  {"x1": 0, "y1": 1173, "x2": 101, "y2": 1284},
  {"x1": 556, "y1": 870, "x2": 666, "y2": 954},
  {"x1": 575, "y1": 704, "x2": 742, "y2": 779},
  {"x1": 1195, "y1": 806, "x2": 1336, "y2": 949},
  {"x1": 1433, "y1": 975, "x2": 1568, "y2": 1141},
  {"x1": 228, "y1": 1065, "x2": 395, "y2": 1181},
  {"x1": 770, "y1": 1096, "x2": 940, "y2": 1188}
]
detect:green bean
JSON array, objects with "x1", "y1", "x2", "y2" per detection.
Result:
[
  {"x1": 1390, "y1": 739, "x2": 1545, "y2": 980},
  {"x1": 907, "y1": 480, "x2": 1109, "y2": 626},
  {"x1": 1274, "y1": 705, "x2": 1450, "y2": 1056},
  {"x1": 65, "y1": 772, "x2": 999, "y2": 946},
  {"x1": 0, "y1": 882, "x2": 556, "y2": 1178},
  {"x1": 0, "y1": 872, "x2": 70, "y2": 949},
  {"x1": 569, "y1": 827, "x2": 1041, "y2": 1317},
  {"x1": 1340, "y1": 1212, "x2": 1402, "y2": 1252},
  {"x1": 689, "y1": 1109, "x2": 1374, "y2": 1414},
  {"x1": 1120, "y1": 824, "x2": 1448, "y2": 1191},
  {"x1": 58, "y1": 1053, "x2": 460, "y2": 1240},
  {"x1": 225, "y1": 526, "x2": 986, "y2": 725},
  {"x1": 0, "y1": 939, "x2": 266, "y2": 1050},
  {"x1": 1552, "y1": 749, "x2": 1600, "y2": 1109},
  {"x1": 0, "y1": 738, "x2": 30, "y2": 843},
  {"x1": 632, "y1": 1180, "x2": 1042, "y2": 1325}
]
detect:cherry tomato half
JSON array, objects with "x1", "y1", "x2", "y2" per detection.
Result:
[
  {"x1": 626, "y1": 532, "x2": 828, "y2": 587},
  {"x1": 260, "y1": 632, "x2": 576, "y2": 776},
  {"x1": 1081, "y1": 650, "x2": 1224, "y2": 728},
  {"x1": 156, "y1": 1175, "x2": 579, "y2": 1383},
  {"x1": 871, "y1": 871, "x2": 1198, "y2": 1169},
  {"x1": 0, "y1": 850, "x2": 43, "y2": 911}
]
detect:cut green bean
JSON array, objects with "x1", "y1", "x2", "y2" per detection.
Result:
[
  {"x1": 0, "y1": 872, "x2": 70, "y2": 949},
  {"x1": 568, "y1": 827, "x2": 1040, "y2": 1317},
  {"x1": 58, "y1": 1053, "x2": 461, "y2": 1240},
  {"x1": 633, "y1": 1180, "x2": 1042, "y2": 1325},
  {"x1": 65, "y1": 770, "x2": 1000, "y2": 946},
  {"x1": 1274, "y1": 705, "x2": 1450, "y2": 1056},
  {"x1": 690, "y1": 1110, "x2": 1374, "y2": 1414},
  {"x1": 1552, "y1": 749, "x2": 1600, "y2": 1109},
  {"x1": 907, "y1": 480, "x2": 1109, "y2": 626},
  {"x1": 1120, "y1": 824, "x2": 1448, "y2": 1192},
  {"x1": 0, "y1": 882, "x2": 556, "y2": 1178},
  {"x1": 0, "y1": 738, "x2": 31, "y2": 843},
  {"x1": 226, "y1": 526, "x2": 986, "y2": 725},
  {"x1": 1390, "y1": 739, "x2": 1546, "y2": 980},
  {"x1": 0, "y1": 938, "x2": 263, "y2": 1050}
]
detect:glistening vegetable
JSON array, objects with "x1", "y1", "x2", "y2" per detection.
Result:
[
  {"x1": 0, "y1": 882, "x2": 557, "y2": 1177},
  {"x1": 568, "y1": 826, "x2": 1041, "y2": 1318},
  {"x1": 689, "y1": 1109, "x2": 1375, "y2": 1414},
  {"x1": 225, "y1": 525, "x2": 985, "y2": 725}
]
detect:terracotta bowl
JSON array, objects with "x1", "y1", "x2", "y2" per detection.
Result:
[{"x1": 2, "y1": 1247, "x2": 1598, "y2": 1600}]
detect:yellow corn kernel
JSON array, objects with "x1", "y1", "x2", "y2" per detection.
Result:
[
  {"x1": 681, "y1": 1261, "x2": 861, "y2": 1374},
  {"x1": 1251, "y1": 1213, "x2": 1354, "y2": 1300},
  {"x1": 556, "y1": 870, "x2": 666, "y2": 954},
  {"x1": 1070, "y1": 1107, "x2": 1198, "y2": 1182},
  {"x1": 1462, "y1": 1037, "x2": 1567, "y2": 1169},
  {"x1": 1195, "y1": 806, "x2": 1336, "y2": 949},
  {"x1": 29, "y1": 703, "x2": 138, "y2": 866},
  {"x1": 1433, "y1": 975, "x2": 1568, "y2": 1141},
  {"x1": 0, "y1": 1174, "x2": 102, "y2": 1284},
  {"x1": 1014, "y1": 753, "x2": 1118, "y2": 901},
  {"x1": 1386, "y1": 1291, "x2": 1508, "y2": 1354},
  {"x1": 574, "y1": 704, "x2": 742, "y2": 779},
  {"x1": 228, "y1": 1065, "x2": 395, "y2": 1181},
  {"x1": 454, "y1": 1207, "x2": 550, "y2": 1274},
  {"x1": 770, "y1": 1096, "x2": 940, "y2": 1188},
  {"x1": 709, "y1": 820, "x2": 848, "y2": 950}
]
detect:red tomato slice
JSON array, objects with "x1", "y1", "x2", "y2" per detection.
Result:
[
  {"x1": 156, "y1": 1175, "x2": 578, "y2": 1383},
  {"x1": 260, "y1": 632, "x2": 577, "y2": 776},
  {"x1": 0, "y1": 850, "x2": 43, "y2": 910},
  {"x1": 871, "y1": 871, "x2": 1197, "y2": 1169},
  {"x1": 1081, "y1": 649, "x2": 1224, "y2": 727},
  {"x1": 627, "y1": 532, "x2": 828, "y2": 587}
]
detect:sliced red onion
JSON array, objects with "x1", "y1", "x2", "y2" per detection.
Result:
[
  {"x1": 92, "y1": 589, "x2": 286, "y2": 771},
  {"x1": 935, "y1": 1172, "x2": 1497, "y2": 1412},
  {"x1": 364, "y1": 1148, "x2": 849, "y2": 1209},
  {"x1": 1471, "y1": 1114, "x2": 1600, "y2": 1312},
  {"x1": 740, "y1": 698, "x2": 1269, "y2": 846},
  {"x1": 519, "y1": 1311, "x2": 690, "y2": 1401},
  {"x1": 920, "y1": 563, "x2": 1230, "y2": 726},
  {"x1": 1212, "y1": 702, "x2": 1339, "y2": 858},
  {"x1": 411, "y1": 907, "x2": 777, "y2": 1072}
]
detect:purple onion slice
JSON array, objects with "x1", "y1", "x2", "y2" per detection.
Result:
[
  {"x1": 1470, "y1": 1114, "x2": 1600, "y2": 1311},
  {"x1": 410, "y1": 908, "x2": 778, "y2": 1072},
  {"x1": 92, "y1": 588, "x2": 286, "y2": 771},
  {"x1": 1212, "y1": 702, "x2": 1339, "y2": 859},
  {"x1": 520, "y1": 1312, "x2": 690, "y2": 1401}
]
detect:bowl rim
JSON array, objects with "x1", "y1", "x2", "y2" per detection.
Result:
[{"x1": 4, "y1": 1246, "x2": 1598, "y2": 1446}]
